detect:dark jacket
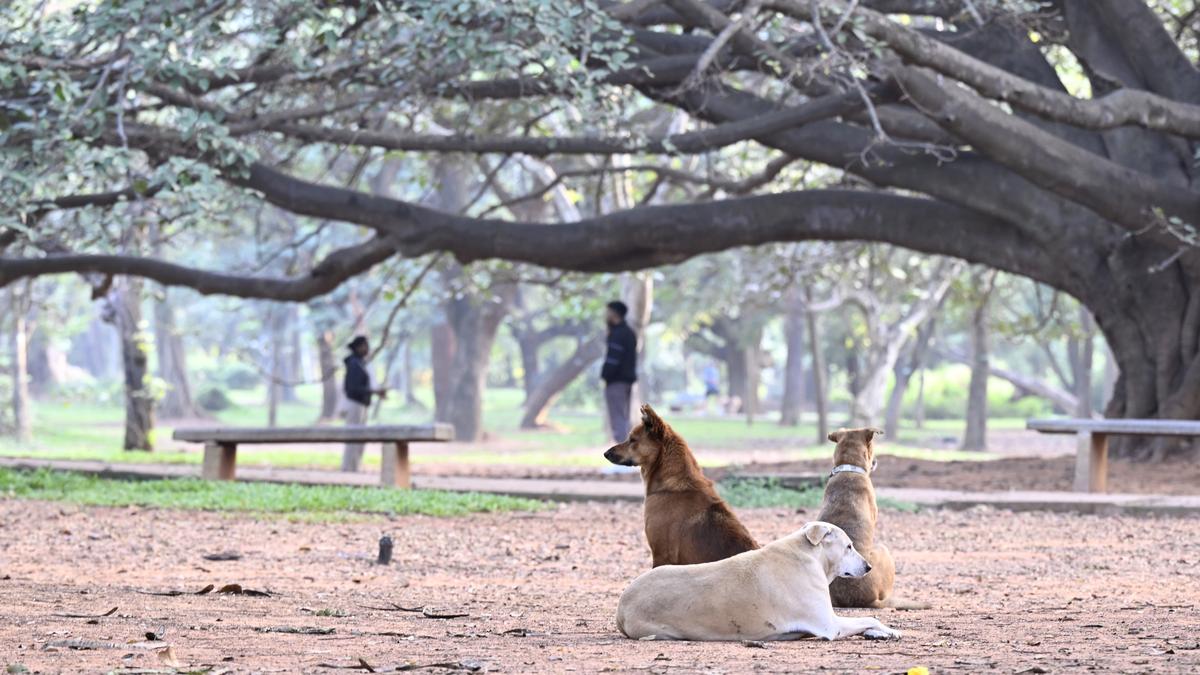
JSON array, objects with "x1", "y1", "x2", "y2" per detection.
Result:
[
  {"x1": 601, "y1": 321, "x2": 638, "y2": 383},
  {"x1": 343, "y1": 354, "x2": 372, "y2": 406}
]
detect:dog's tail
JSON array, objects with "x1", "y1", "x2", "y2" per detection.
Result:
[{"x1": 884, "y1": 596, "x2": 931, "y2": 610}]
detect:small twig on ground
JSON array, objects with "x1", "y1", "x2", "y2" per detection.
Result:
[
  {"x1": 52, "y1": 607, "x2": 118, "y2": 619},
  {"x1": 255, "y1": 626, "x2": 335, "y2": 635},
  {"x1": 358, "y1": 602, "x2": 424, "y2": 612},
  {"x1": 421, "y1": 608, "x2": 469, "y2": 619}
]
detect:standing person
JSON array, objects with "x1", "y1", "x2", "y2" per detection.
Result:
[
  {"x1": 601, "y1": 301, "x2": 638, "y2": 442},
  {"x1": 702, "y1": 363, "x2": 721, "y2": 399},
  {"x1": 342, "y1": 335, "x2": 387, "y2": 472}
]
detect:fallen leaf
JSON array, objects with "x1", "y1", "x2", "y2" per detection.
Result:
[
  {"x1": 157, "y1": 646, "x2": 181, "y2": 668},
  {"x1": 741, "y1": 640, "x2": 767, "y2": 649},
  {"x1": 216, "y1": 584, "x2": 270, "y2": 597}
]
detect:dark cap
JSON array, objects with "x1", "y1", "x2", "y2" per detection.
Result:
[
  {"x1": 347, "y1": 335, "x2": 369, "y2": 350},
  {"x1": 606, "y1": 300, "x2": 628, "y2": 318}
]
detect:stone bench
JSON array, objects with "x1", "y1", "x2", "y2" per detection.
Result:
[
  {"x1": 1026, "y1": 418, "x2": 1200, "y2": 492},
  {"x1": 172, "y1": 424, "x2": 455, "y2": 488}
]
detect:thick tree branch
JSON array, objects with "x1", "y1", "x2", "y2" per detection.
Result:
[
  {"x1": 788, "y1": 0, "x2": 1200, "y2": 139},
  {"x1": 894, "y1": 66, "x2": 1200, "y2": 242},
  {"x1": 267, "y1": 89, "x2": 861, "y2": 156},
  {"x1": 241, "y1": 162, "x2": 1065, "y2": 286},
  {"x1": 0, "y1": 236, "x2": 396, "y2": 301}
]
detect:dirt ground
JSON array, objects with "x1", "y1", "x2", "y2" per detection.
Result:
[
  {"x1": 719, "y1": 455, "x2": 1200, "y2": 495},
  {"x1": 2, "y1": 499, "x2": 1199, "y2": 674}
]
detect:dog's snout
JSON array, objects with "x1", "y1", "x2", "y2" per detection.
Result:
[
  {"x1": 864, "y1": 563, "x2": 872, "y2": 573},
  {"x1": 603, "y1": 447, "x2": 617, "y2": 462}
]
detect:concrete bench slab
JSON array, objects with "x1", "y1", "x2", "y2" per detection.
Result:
[
  {"x1": 1026, "y1": 418, "x2": 1200, "y2": 493},
  {"x1": 171, "y1": 424, "x2": 454, "y2": 488}
]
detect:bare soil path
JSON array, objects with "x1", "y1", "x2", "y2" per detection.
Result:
[{"x1": 1, "y1": 499, "x2": 1198, "y2": 674}]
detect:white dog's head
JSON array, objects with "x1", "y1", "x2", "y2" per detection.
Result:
[{"x1": 800, "y1": 521, "x2": 872, "y2": 579}]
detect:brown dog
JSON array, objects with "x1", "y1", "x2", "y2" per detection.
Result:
[
  {"x1": 815, "y1": 428, "x2": 898, "y2": 608},
  {"x1": 604, "y1": 405, "x2": 758, "y2": 567}
]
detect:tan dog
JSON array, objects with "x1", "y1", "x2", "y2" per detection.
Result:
[
  {"x1": 816, "y1": 427, "x2": 904, "y2": 608},
  {"x1": 616, "y1": 522, "x2": 901, "y2": 641},
  {"x1": 604, "y1": 404, "x2": 758, "y2": 567}
]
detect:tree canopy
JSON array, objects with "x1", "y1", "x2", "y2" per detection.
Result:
[{"x1": 4, "y1": 0, "x2": 1200, "y2": 433}]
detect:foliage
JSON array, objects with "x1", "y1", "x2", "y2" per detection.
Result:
[
  {"x1": 900, "y1": 365, "x2": 1051, "y2": 420},
  {"x1": 0, "y1": 467, "x2": 545, "y2": 517}
]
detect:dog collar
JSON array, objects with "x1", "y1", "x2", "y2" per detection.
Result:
[{"x1": 830, "y1": 460, "x2": 876, "y2": 477}]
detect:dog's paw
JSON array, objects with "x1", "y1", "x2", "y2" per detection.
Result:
[{"x1": 863, "y1": 627, "x2": 901, "y2": 640}]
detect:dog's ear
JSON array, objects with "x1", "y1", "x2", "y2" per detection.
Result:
[
  {"x1": 641, "y1": 404, "x2": 665, "y2": 439},
  {"x1": 827, "y1": 429, "x2": 846, "y2": 444},
  {"x1": 866, "y1": 428, "x2": 884, "y2": 442},
  {"x1": 803, "y1": 522, "x2": 833, "y2": 546}
]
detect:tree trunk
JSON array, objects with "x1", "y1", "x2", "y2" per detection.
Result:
[
  {"x1": 884, "y1": 319, "x2": 935, "y2": 438},
  {"x1": 282, "y1": 305, "x2": 301, "y2": 403},
  {"x1": 403, "y1": 338, "x2": 420, "y2": 407},
  {"x1": 1074, "y1": 306, "x2": 1095, "y2": 417},
  {"x1": 623, "y1": 271, "x2": 654, "y2": 413},
  {"x1": 107, "y1": 281, "x2": 153, "y2": 451},
  {"x1": 516, "y1": 331, "x2": 542, "y2": 400},
  {"x1": 25, "y1": 332, "x2": 52, "y2": 396},
  {"x1": 780, "y1": 289, "x2": 806, "y2": 427},
  {"x1": 961, "y1": 313, "x2": 989, "y2": 451},
  {"x1": 153, "y1": 290, "x2": 200, "y2": 419},
  {"x1": 962, "y1": 271, "x2": 997, "y2": 451},
  {"x1": 7, "y1": 287, "x2": 31, "y2": 442},
  {"x1": 743, "y1": 343, "x2": 761, "y2": 424},
  {"x1": 914, "y1": 368, "x2": 926, "y2": 429},
  {"x1": 436, "y1": 281, "x2": 516, "y2": 441},
  {"x1": 521, "y1": 336, "x2": 604, "y2": 428},
  {"x1": 431, "y1": 320, "x2": 456, "y2": 422},
  {"x1": 806, "y1": 297, "x2": 829, "y2": 442},
  {"x1": 266, "y1": 306, "x2": 283, "y2": 428},
  {"x1": 316, "y1": 328, "x2": 339, "y2": 422},
  {"x1": 725, "y1": 347, "x2": 747, "y2": 411}
]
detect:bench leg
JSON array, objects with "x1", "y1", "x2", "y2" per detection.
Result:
[
  {"x1": 202, "y1": 442, "x2": 237, "y2": 481},
  {"x1": 1073, "y1": 432, "x2": 1108, "y2": 493},
  {"x1": 381, "y1": 442, "x2": 411, "y2": 489}
]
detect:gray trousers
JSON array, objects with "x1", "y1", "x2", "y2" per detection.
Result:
[
  {"x1": 341, "y1": 401, "x2": 368, "y2": 472},
  {"x1": 605, "y1": 381, "x2": 633, "y2": 443}
]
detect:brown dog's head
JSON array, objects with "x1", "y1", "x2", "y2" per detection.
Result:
[
  {"x1": 827, "y1": 427, "x2": 882, "y2": 472},
  {"x1": 603, "y1": 404, "x2": 671, "y2": 468}
]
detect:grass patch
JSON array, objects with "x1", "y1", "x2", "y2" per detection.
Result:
[
  {"x1": 718, "y1": 477, "x2": 918, "y2": 513},
  {"x1": 0, "y1": 468, "x2": 545, "y2": 518}
]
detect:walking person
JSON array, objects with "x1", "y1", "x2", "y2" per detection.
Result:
[
  {"x1": 342, "y1": 335, "x2": 387, "y2": 472},
  {"x1": 601, "y1": 301, "x2": 638, "y2": 442}
]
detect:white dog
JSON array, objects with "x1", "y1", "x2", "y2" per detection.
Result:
[{"x1": 616, "y1": 521, "x2": 901, "y2": 641}]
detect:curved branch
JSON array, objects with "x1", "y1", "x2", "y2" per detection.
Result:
[
  {"x1": 788, "y1": 0, "x2": 1200, "y2": 139},
  {"x1": 894, "y1": 65, "x2": 1200, "y2": 240},
  {"x1": 267, "y1": 89, "x2": 861, "y2": 156},
  {"x1": 242, "y1": 162, "x2": 1066, "y2": 287},
  {"x1": 0, "y1": 236, "x2": 396, "y2": 301}
]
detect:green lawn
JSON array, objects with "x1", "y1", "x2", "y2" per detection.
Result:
[
  {"x1": 717, "y1": 477, "x2": 918, "y2": 512},
  {"x1": 0, "y1": 386, "x2": 1014, "y2": 469},
  {"x1": 0, "y1": 467, "x2": 544, "y2": 519}
]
